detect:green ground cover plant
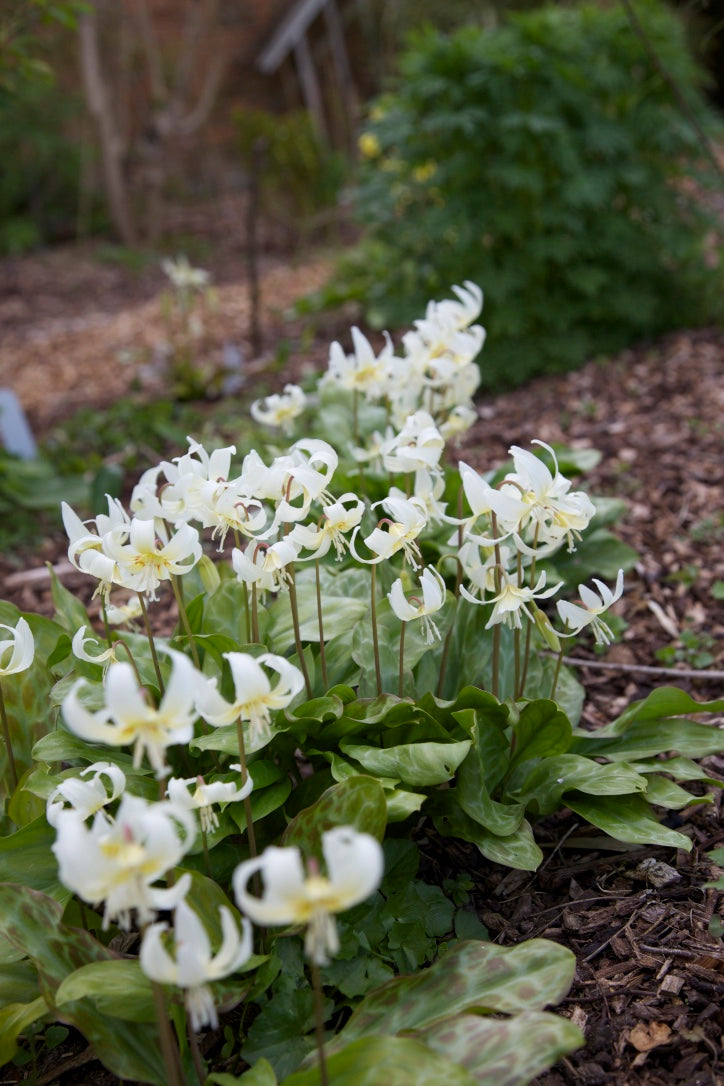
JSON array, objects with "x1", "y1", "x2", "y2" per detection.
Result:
[
  {"x1": 0, "y1": 281, "x2": 722, "y2": 1084},
  {"x1": 314, "y1": 0, "x2": 722, "y2": 389}
]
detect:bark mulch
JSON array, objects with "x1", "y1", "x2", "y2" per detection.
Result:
[{"x1": 0, "y1": 237, "x2": 722, "y2": 1086}]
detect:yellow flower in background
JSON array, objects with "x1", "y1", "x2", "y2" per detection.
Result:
[{"x1": 358, "y1": 131, "x2": 381, "y2": 158}]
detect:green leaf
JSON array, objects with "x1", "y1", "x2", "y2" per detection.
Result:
[
  {"x1": 587, "y1": 687, "x2": 724, "y2": 737},
  {"x1": 208, "y1": 1062, "x2": 278, "y2": 1086},
  {"x1": 414, "y1": 1010, "x2": 583, "y2": 1086},
  {"x1": 283, "y1": 777, "x2": 387, "y2": 853},
  {"x1": 48, "y1": 564, "x2": 90, "y2": 634},
  {"x1": 0, "y1": 818, "x2": 69, "y2": 903},
  {"x1": 455, "y1": 723, "x2": 524, "y2": 835},
  {"x1": 0, "y1": 885, "x2": 166, "y2": 1084},
  {"x1": 339, "y1": 738, "x2": 471, "y2": 787},
  {"x1": 432, "y1": 795, "x2": 543, "y2": 870},
  {"x1": 336, "y1": 938, "x2": 576, "y2": 1046},
  {"x1": 0, "y1": 959, "x2": 40, "y2": 1007},
  {"x1": 642, "y1": 774, "x2": 710, "y2": 810},
  {"x1": 55, "y1": 959, "x2": 154, "y2": 1022},
  {"x1": 0, "y1": 996, "x2": 49, "y2": 1065},
  {"x1": 509, "y1": 700, "x2": 572, "y2": 772},
  {"x1": 270, "y1": 566, "x2": 369, "y2": 644},
  {"x1": 284, "y1": 1035, "x2": 477, "y2": 1086},
  {"x1": 508, "y1": 755, "x2": 647, "y2": 816},
  {"x1": 565, "y1": 793, "x2": 693, "y2": 850}
]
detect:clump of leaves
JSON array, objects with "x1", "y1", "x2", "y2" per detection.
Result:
[{"x1": 317, "y1": 1, "x2": 722, "y2": 388}]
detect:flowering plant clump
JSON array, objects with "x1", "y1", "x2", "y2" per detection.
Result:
[{"x1": 0, "y1": 282, "x2": 722, "y2": 1085}]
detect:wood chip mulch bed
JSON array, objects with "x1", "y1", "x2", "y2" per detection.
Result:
[{"x1": 0, "y1": 237, "x2": 722, "y2": 1086}]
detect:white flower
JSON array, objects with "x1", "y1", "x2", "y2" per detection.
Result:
[
  {"x1": 46, "y1": 761, "x2": 126, "y2": 828},
  {"x1": 233, "y1": 826, "x2": 383, "y2": 966},
  {"x1": 161, "y1": 255, "x2": 209, "y2": 292},
  {"x1": 556, "y1": 570, "x2": 625, "y2": 645},
  {"x1": 231, "y1": 538, "x2": 300, "y2": 593},
  {"x1": 352, "y1": 495, "x2": 426, "y2": 569},
  {"x1": 251, "y1": 384, "x2": 307, "y2": 433},
  {"x1": 102, "y1": 518, "x2": 202, "y2": 601},
  {"x1": 502, "y1": 442, "x2": 596, "y2": 554},
  {"x1": 62, "y1": 650, "x2": 202, "y2": 779},
  {"x1": 72, "y1": 625, "x2": 118, "y2": 669},
  {"x1": 288, "y1": 493, "x2": 365, "y2": 561},
  {"x1": 166, "y1": 773, "x2": 254, "y2": 834},
  {"x1": 52, "y1": 794, "x2": 194, "y2": 929},
  {"x1": 388, "y1": 567, "x2": 446, "y2": 644},
  {"x1": 0, "y1": 617, "x2": 34, "y2": 676},
  {"x1": 461, "y1": 569, "x2": 561, "y2": 630},
  {"x1": 381, "y1": 411, "x2": 445, "y2": 474},
  {"x1": 62, "y1": 498, "x2": 130, "y2": 598},
  {"x1": 140, "y1": 899, "x2": 252, "y2": 1031},
  {"x1": 326, "y1": 327, "x2": 393, "y2": 399},
  {"x1": 196, "y1": 652, "x2": 304, "y2": 750},
  {"x1": 105, "y1": 598, "x2": 144, "y2": 626}
]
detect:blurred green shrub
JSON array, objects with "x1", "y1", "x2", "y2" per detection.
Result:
[
  {"x1": 328, "y1": 1, "x2": 722, "y2": 389},
  {"x1": 233, "y1": 107, "x2": 348, "y2": 243},
  {"x1": 0, "y1": 81, "x2": 94, "y2": 254}
]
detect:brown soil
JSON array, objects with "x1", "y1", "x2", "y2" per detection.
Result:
[{"x1": 0, "y1": 229, "x2": 722, "y2": 1085}]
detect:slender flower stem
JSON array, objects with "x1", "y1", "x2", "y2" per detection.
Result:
[
  {"x1": 0, "y1": 683, "x2": 18, "y2": 791},
  {"x1": 137, "y1": 593, "x2": 165, "y2": 695},
  {"x1": 550, "y1": 647, "x2": 565, "y2": 701},
  {"x1": 243, "y1": 583, "x2": 251, "y2": 644},
  {"x1": 287, "y1": 565, "x2": 313, "y2": 699},
  {"x1": 490, "y1": 514, "x2": 502, "y2": 699},
  {"x1": 171, "y1": 575, "x2": 200, "y2": 669},
  {"x1": 311, "y1": 963, "x2": 330, "y2": 1086},
  {"x1": 314, "y1": 559, "x2": 328, "y2": 691},
  {"x1": 518, "y1": 524, "x2": 540, "y2": 698},
  {"x1": 187, "y1": 1015, "x2": 206, "y2": 1086},
  {"x1": 398, "y1": 622, "x2": 406, "y2": 698},
  {"x1": 235, "y1": 717, "x2": 258, "y2": 863},
  {"x1": 251, "y1": 584, "x2": 259, "y2": 644},
  {"x1": 113, "y1": 640, "x2": 145, "y2": 687},
  {"x1": 370, "y1": 563, "x2": 383, "y2": 696},
  {"x1": 150, "y1": 980, "x2": 186, "y2": 1086}
]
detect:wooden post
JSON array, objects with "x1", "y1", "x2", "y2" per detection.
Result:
[{"x1": 293, "y1": 32, "x2": 327, "y2": 139}]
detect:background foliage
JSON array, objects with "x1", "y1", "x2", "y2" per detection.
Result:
[{"x1": 326, "y1": 0, "x2": 722, "y2": 389}]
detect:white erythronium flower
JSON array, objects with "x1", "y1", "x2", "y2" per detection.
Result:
[
  {"x1": 62, "y1": 497, "x2": 130, "y2": 598},
  {"x1": 105, "y1": 597, "x2": 145, "y2": 626},
  {"x1": 430, "y1": 281, "x2": 484, "y2": 331},
  {"x1": 501, "y1": 442, "x2": 596, "y2": 554},
  {"x1": 231, "y1": 537, "x2": 300, "y2": 594},
  {"x1": 0, "y1": 617, "x2": 34, "y2": 675},
  {"x1": 251, "y1": 384, "x2": 307, "y2": 433},
  {"x1": 52, "y1": 794, "x2": 194, "y2": 929},
  {"x1": 161, "y1": 255, "x2": 209, "y2": 292},
  {"x1": 166, "y1": 773, "x2": 254, "y2": 834},
  {"x1": 46, "y1": 761, "x2": 126, "y2": 828},
  {"x1": 140, "y1": 899, "x2": 253, "y2": 1032},
  {"x1": 388, "y1": 567, "x2": 446, "y2": 644},
  {"x1": 196, "y1": 652, "x2": 305, "y2": 750},
  {"x1": 62, "y1": 649, "x2": 202, "y2": 779},
  {"x1": 439, "y1": 403, "x2": 478, "y2": 443},
  {"x1": 325, "y1": 327, "x2": 394, "y2": 400},
  {"x1": 71, "y1": 625, "x2": 119, "y2": 669},
  {"x1": 381, "y1": 411, "x2": 445, "y2": 474},
  {"x1": 461, "y1": 569, "x2": 561, "y2": 630},
  {"x1": 352, "y1": 495, "x2": 427, "y2": 570},
  {"x1": 233, "y1": 826, "x2": 384, "y2": 966},
  {"x1": 102, "y1": 517, "x2": 202, "y2": 601},
  {"x1": 458, "y1": 461, "x2": 527, "y2": 543},
  {"x1": 268, "y1": 439, "x2": 339, "y2": 531},
  {"x1": 556, "y1": 569, "x2": 625, "y2": 646},
  {"x1": 288, "y1": 493, "x2": 366, "y2": 561}
]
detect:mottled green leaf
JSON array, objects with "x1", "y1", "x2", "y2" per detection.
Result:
[
  {"x1": 285, "y1": 1035, "x2": 477, "y2": 1086},
  {"x1": 565, "y1": 793, "x2": 693, "y2": 850},
  {"x1": 584, "y1": 687, "x2": 724, "y2": 737},
  {"x1": 283, "y1": 777, "x2": 387, "y2": 853},
  {"x1": 415, "y1": 1010, "x2": 584, "y2": 1086},
  {"x1": 337, "y1": 938, "x2": 576, "y2": 1045},
  {"x1": 0, "y1": 958, "x2": 39, "y2": 1007},
  {"x1": 0, "y1": 884, "x2": 166, "y2": 1084},
  {"x1": 208, "y1": 1062, "x2": 277, "y2": 1086},
  {"x1": 572, "y1": 717, "x2": 724, "y2": 761}
]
